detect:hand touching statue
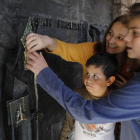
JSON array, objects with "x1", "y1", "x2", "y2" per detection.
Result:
[
  {"x1": 26, "y1": 33, "x2": 57, "y2": 53},
  {"x1": 26, "y1": 51, "x2": 48, "y2": 75}
]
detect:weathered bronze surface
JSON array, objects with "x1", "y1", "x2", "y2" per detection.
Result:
[{"x1": 21, "y1": 16, "x2": 32, "y2": 70}]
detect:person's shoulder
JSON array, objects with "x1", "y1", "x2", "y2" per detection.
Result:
[
  {"x1": 74, "y1": 87, "x2": 87, "y2": 98},
  {"x1": 79, "y1": 41, "x2": 97, "y2": 47}
]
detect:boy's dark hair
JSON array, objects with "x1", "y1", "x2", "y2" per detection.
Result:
[{"x1": 86, "y1": 52, "x2": 118, "y2": 79}]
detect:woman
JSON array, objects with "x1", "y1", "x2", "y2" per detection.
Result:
[
  {"x1": 26, "y1": 3, "x2": 140, "y2": 140},
  {"x1": 26, "y1": 15, "x2": 139, "y2": 90}
]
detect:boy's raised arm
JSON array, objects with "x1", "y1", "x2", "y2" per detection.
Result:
[{"x1": 37, "y1": 67, "x2": 140, "y2": 124}]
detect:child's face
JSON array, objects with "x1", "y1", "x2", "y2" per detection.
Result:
[
  {"x1": 84, "y1": 65, "x2": 110, "y2": 98},
  {"x1": 125, "y1": 18, "x2": 140, "y2": 60}
]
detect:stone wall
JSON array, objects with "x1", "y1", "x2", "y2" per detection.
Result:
[{"x1": 113, "y1": 0, "x2": 140, "y2": 19}]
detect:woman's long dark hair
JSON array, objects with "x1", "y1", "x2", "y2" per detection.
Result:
[
  {"x1": 94, "y1": 15, "x2": 129, "y2": 53},
  {"x1": 93, "y1": 14, "x2": 140, "y2": 74},
  {"x1": 128, "y1": 3, "x2": 140, "y2": 19}
]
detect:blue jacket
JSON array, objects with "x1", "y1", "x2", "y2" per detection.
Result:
[{"x1": 37, "y1": 67, "x2": 140, "y2": 140}]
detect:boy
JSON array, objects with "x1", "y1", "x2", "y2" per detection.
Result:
[{"x1": 59, "y1": 52, "x2": 118, "y2": 140}]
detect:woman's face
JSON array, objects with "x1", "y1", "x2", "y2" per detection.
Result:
[
  {"x1": 125, "y1": 18, "x2": 140, "y2": 60},
  {"x1": 106, "y1": 22, "x2": 128, "y2": 54}
]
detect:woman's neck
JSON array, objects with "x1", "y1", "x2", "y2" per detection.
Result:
[{"x1": 114, "y1": 53, "x2": 126, "y2": 70}]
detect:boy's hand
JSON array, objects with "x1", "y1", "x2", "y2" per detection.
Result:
[
  {"x1": 26, "y1": 33, "x2": 53, "y2": 53},
  {"x1": 26, "y1": 52, "x2": 48, "y2": 75}
]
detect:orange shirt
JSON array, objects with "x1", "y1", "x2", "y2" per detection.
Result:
[{"x1": 45, "y1": 40, "x2": 96, "y2": 83}]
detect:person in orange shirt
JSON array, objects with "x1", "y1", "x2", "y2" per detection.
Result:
[{"x1": 26, "y1": 15, "x2": 139, "y2": 89}]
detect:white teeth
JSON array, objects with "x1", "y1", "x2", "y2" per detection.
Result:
[{"x1": 109, "y1": 45, "x2": 117, "y2": 48}]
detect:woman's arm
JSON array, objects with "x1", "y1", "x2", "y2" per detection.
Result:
[
  {"x1": 26, "y1": 33, "x2": 57, "y2": 52},
  {"x1": 26, "y1": 33, "x2": 95, "y2": 82},
  {"x1": 26, "y1": 33, "x2": 95, "y2": 63}
]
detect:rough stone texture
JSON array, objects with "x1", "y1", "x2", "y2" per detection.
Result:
[
  {"x1": 113, "y1": 3, "x2": 122, "y2": 19},
  {"x1": 1, "y1": 0, "x2": 113, "y2": 42},
  {"x1": 113, "y1": 0, "x2": 140, "y2": 18}
]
